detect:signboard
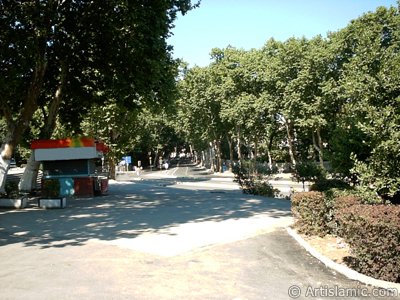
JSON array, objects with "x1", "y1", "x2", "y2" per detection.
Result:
[
  {"x1": 35, "y1": 147, "x2": 97, "y2": 161},
  {"x1": 122, "y1": 156, "x2": 132, "y2": 164},
  {"x1": 31, "y1": 137, "x2": 95, "y2": 149},
  {"x1": 31, "y1": 137, "x2": 108, "y2": 161}
]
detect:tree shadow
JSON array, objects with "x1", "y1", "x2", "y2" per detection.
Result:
[{"x1": 0, "y1": 179, "x2": 291, "y2": 249}]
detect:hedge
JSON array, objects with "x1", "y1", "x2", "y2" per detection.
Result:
[
  {"x1": 309, "y1": 179, "x2": 351, "y2": 192},
  {"x1": 292, "y1": 191, "x2": 400, "y2": 283},
  {"x1": 336, "y1": 202, "x2": 400, "y2": 283},
  {"x1": 291, "y1": 191, "x2": 331, "y2": 236}
]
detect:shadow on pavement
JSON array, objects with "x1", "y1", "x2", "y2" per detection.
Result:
[{"x1": 0, "y1": 178, "x2": 291, "y2": 249}]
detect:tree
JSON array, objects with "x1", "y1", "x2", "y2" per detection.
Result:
[
  {"x1": 269, "y1": 37, "x2": 310, "y2": 167},
  {"x1": 1, "y1": 0, "x2": 198, "y2": 193},
  {"x1": 210, "y1": 47, "x2": 247, "y2": 164},
  {"x1": 172, "y1": 2, "x2": 399, "y2": 201},
  {"x1": 257, "y1": 39, "x2": 288, "y2": 168},
  {"x1": 333, "y1": 6, "x2": 400, "y2": 199},
  {"x1": 211, "y1": 47, "x2": 276, "y2": 168},
  {"x1": 177, "y1": 65, "x2": 228, "y2": 172},
  {"x1": 0, "y1": 1, "x2": 50, "y2": 193}
]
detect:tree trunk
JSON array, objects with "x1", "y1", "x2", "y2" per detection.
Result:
[
  {"x1": 267, "y1": 133, "x2": 274, "y2": 169},
  {"x1": 19, "y1": 61, "x2": 67, "y2": 192},
  {"x1": 285, "y1": 120, "x2": 297, "y2": 167},
  {"x1": 0, "y1": 54, "x2": 47, "y2": 193},
  {"x1": 267, "y1": 149, "x2": 273, "y2": 170},
  {"x1": 236, "y1": 125, "x2": 242, "y2": 161},
  {"x1": 227, "y1": 135, "x2": 234, "y2": 171},
  {"x1": 312, "y1": 128, "x2": 325, "y2": 169},
  {"x1": 109, "y1": 157, "x2": 116, "y2": 180},
  {"x1": 215, "y1": 139, "x2": 222, "y2": 173},
  {"x1": 253, "y1": 137, "x2": 258, "y2": 174},
  {"x1": 254, "y1": 137, "x2": 258, "y2": 160},
  {"x1": 189, "y1": 144, "x2": 197, "y2": 163},
  {"x1": 209, "y1": 142, "x2": 215, "y2": 172},
  {"x1": 19, "y1": 155, "x2": 40, "y2": 192},
  {"x1": 154, "y1": 150, "x2": 159, "y2": 169},
  {"x1": 0, "y1": 137, "x2": 13, "y2": 194}
]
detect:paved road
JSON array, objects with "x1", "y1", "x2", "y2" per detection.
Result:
[
  {"x1": 117, "y1": 159, "x2": 307, "y2": 197},
  {"x1": 0, "y1": 163, "x2": 397, "y2": 299}
]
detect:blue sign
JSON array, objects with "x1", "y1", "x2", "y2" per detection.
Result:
[{"x1": 122, "y1": 156, "x2": 132, "y2": 164}]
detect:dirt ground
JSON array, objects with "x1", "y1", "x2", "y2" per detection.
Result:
[{"x1": 301, "y1": 233, "x2": 351, "y2": 264}]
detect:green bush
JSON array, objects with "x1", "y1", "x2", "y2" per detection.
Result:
[
  {"x1": 291, "y1": 192, "x2": 331, "y2": 236},
  {"x1": 41, "y1": 179, "x2": 60, "y2": 198},
  {"x1": 292, "y1": 191, "x2": 400, "y2": 282},
  {"x1": 330, "y1": 195, "x2": 361, "y2": 235},
  {"x1": 294, "y1": 162, "x2": 325, "y2": 183},
  {"x1": 336, "y1": 202, "x2": 400, "y2": 283},
  {"x1": 310, "y1": 179, "x2": 351, "y2": 192},
  {"x1": 333, "y1": 195, "x2": 361, "y2": 210},
  {"x1": 233, "y1": 163, "x2": 252, "y2": 190},
  {"x1": 251, "y1": 180, "x2": 280, "y2": 197},
  {"x1": 4, "y1": 181, "x2": 20, "y2": 198},
  {"x1": 233, "y1": 163, "x2": 279, "y2": 197},
  {"x1": 291, "y1": 191, "x2": 360, "y2": 236}
]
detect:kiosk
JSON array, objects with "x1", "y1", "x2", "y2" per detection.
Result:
[{"x1": 31, "y1": 137, "x2": 109, "y2": 198}]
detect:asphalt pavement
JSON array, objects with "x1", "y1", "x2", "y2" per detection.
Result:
[{"x1": 0, "y1": 162, "x2": 398, "y2": 299}]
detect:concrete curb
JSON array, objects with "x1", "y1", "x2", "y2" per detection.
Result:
[{"x1": 286, "y1": 227, "x2": 400, "y2": 291}]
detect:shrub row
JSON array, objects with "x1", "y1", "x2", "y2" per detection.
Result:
[
  {"x1": 291, "y1": 192, "x2": 331, "y2": 236},
  {"x1": 309, "y1": 178, "x2": 351, "y2": 192},
  {"x1": 292, "y1": 191, "x2": 400, "y2": 283},
  {"x1": 336, "y1": 202, "x2": 400, "y2": 283}
]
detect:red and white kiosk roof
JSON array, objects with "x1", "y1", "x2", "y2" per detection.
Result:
[{"x1": 31, "y1": 137, "x2": 108, "y2": 161}]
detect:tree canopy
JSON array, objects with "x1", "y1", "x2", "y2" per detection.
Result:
[
  {"x1": 0, "y1": 0, "x2": 198, "y2": 192},
  {"x1": 174, "y1": 4, "x2": 400, "y2": 201}
]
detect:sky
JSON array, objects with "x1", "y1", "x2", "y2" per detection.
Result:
[{"x1": 168, "y1": 0, "x2": 398, "y2": 67}]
